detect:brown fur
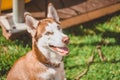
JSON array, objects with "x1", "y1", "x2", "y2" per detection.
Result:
[
  {"x1": 7, "y1": 51, "x2": 48, "y2": 80},
  {"x1": 35, "y1": 18, "x2": 55, "y2": 41}
]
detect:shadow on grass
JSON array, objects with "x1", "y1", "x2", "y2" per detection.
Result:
[
  {"x1": 102, "y1": 31, "x2": 120, "y2": 45},
  {"x1": 65, "y1": 63, "x2": 86, "y2": 70},
  {"x1": 70, "y1": 41, "x2": 120, "y2": 48},
  {"x1": 64, "y1": 11, "x2": 120, "y2": 47},
  {"x1": 14, "y1": 33, "x2": 32, "y2": 47}
]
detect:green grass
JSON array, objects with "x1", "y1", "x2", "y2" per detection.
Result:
[
  {"x1": 64, "y1": 14, "x2": 120, "y2": 80},
  {"x1": 0, "y1": 13, "x2": 120, "y2": 80},
  {"x1": 0, "y1": 30, "x2": 31, "y2": 80}
]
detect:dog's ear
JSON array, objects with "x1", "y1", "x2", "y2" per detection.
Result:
[
  {"x1": 25, "y1": 14, "x2": 39, "y2": 37},
  {"x1": 47, "y1": 3, "x2": 59, "y2": 22}
]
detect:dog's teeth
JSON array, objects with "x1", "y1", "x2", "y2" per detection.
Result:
[
  {"x1": 56, "y1": 47, "x2": 68, "y2": 54},
  {"x1": 50, "y1": 45, "x2": 69, "y2": 55},
  {"x1": 57, "y1": 48, "x2": 63, "y2": 52}
]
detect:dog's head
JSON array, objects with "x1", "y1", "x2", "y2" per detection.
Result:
[{"x1": 25, "y1": 3, "x2": 69, "y2": 56}]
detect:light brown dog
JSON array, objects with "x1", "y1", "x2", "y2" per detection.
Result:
[{"x1": 7, "y1": 3, "x2": 69, "y2": 80}]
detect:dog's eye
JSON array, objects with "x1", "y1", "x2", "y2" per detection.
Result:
[
  {"x1": 57, "y1": 26, "x2": 61, "y2": 30},
  {"x1": 45, "y1": 31, "x2": 54, "y2": 35}
]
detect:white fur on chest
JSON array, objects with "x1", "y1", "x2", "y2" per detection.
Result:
[
  {"x1": 38, "y1": 62, "x2": 66, "y2": 80},
  {"x1": 38, "y1": 68, "x2": 56, "y2": 80}
]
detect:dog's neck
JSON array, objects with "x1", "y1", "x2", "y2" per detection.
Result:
[{"x1": 31, "y1": 38, "x2": 63, "y2": 68}]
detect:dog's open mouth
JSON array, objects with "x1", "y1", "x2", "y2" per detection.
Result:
[{"x1": 49, "y1": 45, "x2": 69, "y2": 56}]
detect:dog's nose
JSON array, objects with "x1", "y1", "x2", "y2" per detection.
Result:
[{"x1": 62, "y1": 36, "x2": 69, "y2": 44}]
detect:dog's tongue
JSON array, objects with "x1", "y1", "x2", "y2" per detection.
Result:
[
  {"x1": 50, "y1": 45, "x2": 69, "y2": 55},
  {"x1": 56, "y1": 47, "x2": 69, "y2": 55}
]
